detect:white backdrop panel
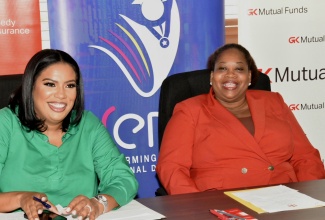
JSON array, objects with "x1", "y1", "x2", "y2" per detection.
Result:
[{"x1": 238, "y1": 0, "x2": 325, "y2": 160}]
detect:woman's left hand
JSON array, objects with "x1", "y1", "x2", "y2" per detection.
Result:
[{"x1": 65, "y1": 195, "x2": 100, "y2": 220}]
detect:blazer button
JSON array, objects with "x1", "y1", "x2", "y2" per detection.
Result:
[
  {"x1": 268, "y1": 165, "x2": 274, "y2": 171},
  {"x1": 241, "y1": 168, "x2": 248, "y2": 174}
]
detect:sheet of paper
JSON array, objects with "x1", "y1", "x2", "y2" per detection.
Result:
[
  {"x1": 97, "y1": 200, "x2": 165, "y2": 220},
  {"x1": 0, "y1": 212, "x2": 25, "y2": 220},
  {"x1": 0, "y1": 200, "x2": 165, "y2": 220},
  {"x1": 225, "y1": 185, "x2": 325, "y2": 213}
]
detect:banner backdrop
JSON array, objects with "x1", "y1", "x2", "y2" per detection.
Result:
[
  {"x1": 48, "y1": 0, "x2": 224, "y2": 198},
  {"x1": 238, "y1": 0, "x2": 325, "y2": 160},
  {"x1": 0, "y1": 0, "x2": 41, "y2": 75}
]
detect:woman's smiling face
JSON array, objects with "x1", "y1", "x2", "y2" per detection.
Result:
[
  {"x1": 210, "y1": 48, "x2": 251, "y2": 105},
  {"x1": 32, "y1": 62, "x2": 77, "y2": 127}
]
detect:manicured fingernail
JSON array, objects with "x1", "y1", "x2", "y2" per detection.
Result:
[
  {"x1": 37, "y1": 209, "x2": 42, "y2": 214},
  {"x1": 72, "y1": 210, "x2": 77, "y2": 215},
  {"x1": 65, "y1": 207, "x2": 71, "y2": 212},
  {"x1": 78, "y1": 216, "x2": 82, "y2": 220}
]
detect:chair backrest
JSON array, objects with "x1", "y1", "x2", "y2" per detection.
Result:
[
  {"x1": 158, "y1": 69, "x2": 271, "y2": 147},
  {"x1": 0, "y1": 74, "x2": 23, "y2": 109}
]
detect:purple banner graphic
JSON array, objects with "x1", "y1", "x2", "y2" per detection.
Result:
[{"x1": 48, "y1": 0, "x2": 224, "y2": 198}]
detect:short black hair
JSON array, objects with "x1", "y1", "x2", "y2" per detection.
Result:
[
  {"x1": 9, "y1": 49, "x2": 84, "y2": 132},
  {"x1": 207, "y1": 43, "x2": 260, "y2": 88}
]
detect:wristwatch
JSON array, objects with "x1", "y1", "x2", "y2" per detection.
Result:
[{"x1": 93, "y1": 195, "x2": 108, "y2": 214}]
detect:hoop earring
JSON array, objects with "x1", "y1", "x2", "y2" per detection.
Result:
[
  {"x1": 210, "y1": 82, "x2": 212, "y2": 86},
  {"x1": 248, "y1": 82, "x2": 251, "y2": 86}
]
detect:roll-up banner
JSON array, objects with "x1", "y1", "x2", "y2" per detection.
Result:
[
  {"x1": 0, "y1": 0, "x2": 41, "y2": 75},
  {"x1": 47, "y1": 0, "x2": 224, "y2": 197},
  {"x1": 238, "y1": 0, "x2": 325, "y2": 160}
]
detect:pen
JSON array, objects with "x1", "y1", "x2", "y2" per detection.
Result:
[
  {"x1": 33, "y1": 196, "x2": 51, "y2": 209},
  {"x1": 215, "y1": 210, "x2": 246, "y2": 220}
]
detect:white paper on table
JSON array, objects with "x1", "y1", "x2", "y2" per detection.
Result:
[
  {"x1": 231, "y1": 185, "x2": 325, "y2": 213},
  {"x1": 0, "y1": 200, "x2": 165, "y2": 220},
  {"x1": 0, "y1": 212, "x2": 25, "y2": 220},
  {"x1": 97, "y1": 200, "x2": 165, "y2": 220}
]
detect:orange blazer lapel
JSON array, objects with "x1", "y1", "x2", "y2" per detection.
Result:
[{"x1": 203, "y1": 90, "x2": 270, "y2": 163}]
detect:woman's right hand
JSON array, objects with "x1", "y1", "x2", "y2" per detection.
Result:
[{"x1": 19, "y1": 192, "x2": 58, "y2": 220}]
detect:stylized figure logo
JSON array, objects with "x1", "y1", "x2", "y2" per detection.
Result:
[
  {"x1": 89, "y1": 0, "x2": 180, "y2": 97},
  {"x1": 133, "y1": 0, "x2": 171, "y2": 48}
]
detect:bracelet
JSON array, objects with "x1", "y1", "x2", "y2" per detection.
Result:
[{"x1": 93, "y1": 195, "x2": 108, "y2": 214}]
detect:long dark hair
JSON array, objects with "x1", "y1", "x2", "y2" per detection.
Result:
[
  {"x1": 207, "y1": 43, "x2": 260, "y2": 88},
  {"x1": 9, "y1": 49, "x2": 84, "y2": 132}
]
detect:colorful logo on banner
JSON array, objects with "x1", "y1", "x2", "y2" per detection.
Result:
[
  {"x1": 89, "y1": 0, "x2": 179, "y2": 154},
  {"x1": 89, "y1": 0, "x2": 179, "y2": 98},
  {"x1": 48, "y1": 0, "x2": 224, "y2": 198}
]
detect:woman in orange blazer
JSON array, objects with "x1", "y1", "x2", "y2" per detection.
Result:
[{"x1": 156, "y1": 44, "x2": 325, "y2": 195}]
